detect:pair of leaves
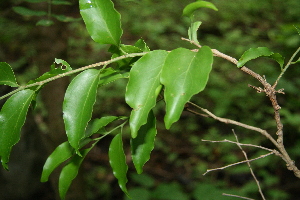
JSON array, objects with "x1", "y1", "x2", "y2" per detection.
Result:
[
  {"x1": 109, "y1": 111, "x2": 157, "y2": 196},
  {"x1": 126, "y1": 47, "x2": 213, "y2": 137}
]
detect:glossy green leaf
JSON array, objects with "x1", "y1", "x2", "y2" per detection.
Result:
[
  {"x1": 79, "y1": 0, "x2": 122, "y2": 46},
  {"x1": 13, "y1": 6, "x2": 47, "y2": 16},
  {"x1": 59, "y1": 147, "x2": 92, "y2": 200},
  {"x1": 109, "y1": 133, "x2": 129, "y2": 196},
  {"x1": 160, "y1": 47, "x2": 213, "y2": 129},
  {"x1": 41, "y1": 141, "x2": 74, "y2": 182},
  {"x1": 182, "y1": 1, "x2": 218, "y2": 18},
  {"x1": 0, "y1": 62, "x2": 19, "y2": 87},
  {"x1": 0, "y1": 89, "x2": 35, "y2": 170},
  {"x1": 188, "y1": 21, "x2": 202, "y2": 44},
  {"x1": 125, "y1": 50, "x2": 168, "y2": 138},
  {"x1": 237, "y1": 47, "x2": 284, "y2": 69},
  {"x1": 131, "y1": 111, "x2": 157, "y2": 174},
  {"x1": 63, "y1": 69, "x2": 100, "y2": 153}
]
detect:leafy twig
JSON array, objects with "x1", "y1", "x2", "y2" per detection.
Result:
[{"x1": 0, "y1": 52, "x2": 147, "y2": 101}]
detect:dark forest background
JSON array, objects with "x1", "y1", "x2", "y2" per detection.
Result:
[{"x1": 0, "y1": 0, "x2": 300, "y2": 199}]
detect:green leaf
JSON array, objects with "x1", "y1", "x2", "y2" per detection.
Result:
[
  {"x1": 63, "y1": 69, "x2": 100, "y2": 153},
  {"x1": 237, "y1": 47, "x2": 285, "y2": 69},
  {"x1": 182, "y1": 1, "x2": 218, "y2": 18},
  {"x1": 29, "y1": 58, "x2": 72, "y2": 84},
  {"x1": 91, "y1": 116, "x2": 119, "y2": 134},
  {"x1": 41, "y1": 141, "x2": 74, "y2": 182},
  {"x1": 125, "y1": 50, "x2": 168, "y2": 138},
  {"x1": 0, "y1": 62, "x2": 19, "y2": 87},
  {"x1": 188, "y1": 21, "x2": 202, "y2": 44},
  {"x1": 160, "y1": 47, "x2": 213, "y2": 129},
  {"x1": 134, "y1": 39, "x2": 150, "y2": 52},
  {"x1": 36, "y1": 19, "x2": 55, "y2": 26},
  {"x1": 52, "y1": 0, "x2": 72, "y2": 5},
  {"x1": 109, "y1": 133, "x2": 129, "y2": 196},
  {"x1": 59, "y1": 147, "x2": 92, "y2": 200},
  {"x1": 13, "y1": 6, "x2": 47, "y2": 16},
  {"x1": 52, "y1": 14, "x2": 81, "y2": 22},
  {"x1": 99, "y1": 68, "x2": 129, "y2": 87},
  {"x1": 131, "y1": 111, "x2": 157, "y2": 174},
  {"x1": 0, "y1": 89, "x2": 35, "y2": 170},
  {"x1": 24, "y1": 0, "x2": 46, "y2": 2},
  {"x1": 79, "y1": 0, "x2": 122, "y2": 46}
]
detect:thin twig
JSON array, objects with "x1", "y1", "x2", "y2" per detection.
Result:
[
  {"x1": 201, "y1": 139, "x2": 275, "y2": 152},
  {"x1": 232, "y1": 130, "x2": 266, "y2": 200},
  {"x1": 274, "y1": 46, "x2": 300, "y2": 87},
  {"x1": 222, "y1": 193, "x2": 255, "y2": 200},
  {"x1": 203, "y1": 151, "x2": 274, "y2": 175}
]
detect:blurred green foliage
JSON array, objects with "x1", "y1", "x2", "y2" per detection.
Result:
[{"x1": 0, "y1": 0, "x2": 300, "y2": 199}]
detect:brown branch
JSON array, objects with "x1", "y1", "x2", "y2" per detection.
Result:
[
  {"x1": 232, "y1": 130, "x2": 266, "y2": 200},
  {"x1": 182, "y1": 37, "x2": 300, "y2": 178}
]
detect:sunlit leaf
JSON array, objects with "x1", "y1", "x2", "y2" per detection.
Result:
[
  {"x1": 79, "y1": 0, "x2": 122, "y2": 46},
  {"x1": 0, "y1": 62, "x2": 19, "y2": 87},
  {"x1": 109, "y1": 133, "x2": 129, "y2": 196},
  {"x1": 0, "y1": 90, "x2": 35, "y2": 170},
  {"x1": 126, "y1": 50, "x2": 168, "y2": 138},
  {"x1": 131, "y1": 111, "x2": 157, "y2": 174},
  {"x1": 160, "y1": 47, "x2": 213, "y2": 129},
  {"x1": 237, "y1": 47, "x2": 284, "y2": 69},
  {"x1": 63, "y1": 69, "x2": 100, "y2": 153},
  {"x1": 182, "y1": 1, "x2": 218, "y2": 18}
]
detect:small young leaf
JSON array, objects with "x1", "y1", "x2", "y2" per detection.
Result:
[
  {"x1": 41, "y1": 141, "x2": 75, "y2": 182},
  {"x1": 79, "y1": 0, "x2": 122, "y2": 46},
  {"x1": 0, "y1": 62, "x2": 19, "y2": 87},
  {"x1": 134, "y1": 39, "x2": 150, "y2": 52},
  {"x1": 182, "y1": 1, "x2": 218, "y2": 18},
  {"x1": 188, "y1": 21, "x2": 202, "y2": 44},
  {"x1": 13, "y1": 6, "x2": 47, "y2": 16},
  {"x1": 59, "y1": 147, "x2": 92, "y2": 200},
  {"x1": 0, "y1": 89, "x2": 35, "y2": 170},
  {"x1": 131, "y1": 111, "x2": 157, "y2": 174},
  {"x1": 91, "y1": 116, "x2": 119, "y2": 134},
  {"x1": 237, "y1": 47, "x2": 285, "y2": 69},
  {"x1": 160, "y1": 47, "x2": 213, "y2": 129},
  {"x1": 109, "y1": 133, "x2": 129, "y2": 196},
  {"x1": 125, "y1": 50, "x2": 168, "y2": 138},
  {"x1": 63, "y1": 69, "x2": 100, "y2": 153}
]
